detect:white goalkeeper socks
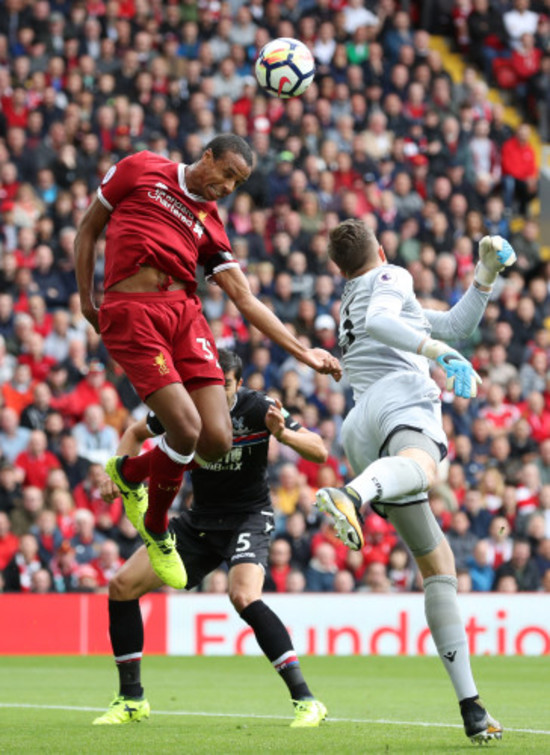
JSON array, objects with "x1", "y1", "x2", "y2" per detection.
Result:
[
  {"x1": 424, "y1": 575, "x2": 478, "y2": 701},
  {"x1": 348, "y1": 456, "x2": 428, "y2": 505}
]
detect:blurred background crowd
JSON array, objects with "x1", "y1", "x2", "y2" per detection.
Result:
[{"x1": 0, "y1": 0, "x2": 550, "y2": 597}]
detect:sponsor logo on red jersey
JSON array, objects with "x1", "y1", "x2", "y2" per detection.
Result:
[{"x1": 147, "y1": 184, "x2": 205, "y2": 238}]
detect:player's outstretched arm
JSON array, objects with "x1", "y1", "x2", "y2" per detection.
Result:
[
  {"x1": 74, "y1": 197, "x2": 111, "y2": 333},
  {"x1": 265, "y1": 400, "x2": 328, "y2": 463},
  {"x1": 418, "y1": 337, "x2": 482, "y2": 399},
  {"x1": 215, "y1": 266, "x2": 342, "y2": 381},
  {"x1": 425, "y1": 236, "x2": 517, "y2": 341}
]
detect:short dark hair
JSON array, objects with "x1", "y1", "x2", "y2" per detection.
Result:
[
  {"x1": 328, "y1": 219, "x2": 380, "y2": 276},
  {"x1": 218, "y1": 349, "x2": 243, "y2": 381},
  {"x1": 203, "y1": 134, "x2": 254, "y2": 168}
]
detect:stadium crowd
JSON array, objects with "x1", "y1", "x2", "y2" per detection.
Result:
[{"x1": 0, "y1": 0, "x2": 549, "y2": 597}]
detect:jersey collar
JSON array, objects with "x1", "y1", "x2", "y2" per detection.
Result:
[{"x1": 178, "y1": 163, "x2": 208, "y2": 203}]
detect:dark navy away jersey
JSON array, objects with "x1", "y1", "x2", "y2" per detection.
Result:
[{"x1": 146, "y1": 387, "x2": 301, "y2": 516}]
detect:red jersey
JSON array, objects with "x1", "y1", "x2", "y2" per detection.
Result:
[
  {"x1": 97, "y1": 151, "x2": 238, "y2": 292},
  {"x1": 479, "y1": 403, "x2": 520, "y2": 431},
  {"x1": 15, "y1": 449, "x2": 60, "y2": 489}
]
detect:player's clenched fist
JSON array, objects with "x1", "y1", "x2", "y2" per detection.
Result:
[
  {"x1": 99, "y1": 473, "x2": 120, "y2": 503},
  {"x1": 303, "y1": 348, "x2": 342, "y2": 381}
]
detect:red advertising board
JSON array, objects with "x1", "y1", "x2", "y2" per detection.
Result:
[{"x1": 0, "y1": 594, "x2": 167, "y2": 654}]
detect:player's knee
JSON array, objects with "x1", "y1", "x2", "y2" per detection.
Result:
[
  {"x1": 198, "y1": 422, "x2": 232, "y2": 461},
  {"x1": 417, "y1": 538, "x2": 456, "y2": 580},
  {"x1": 229, "y1": 589, "x2": 256, "y2": 614},
  {"x1": 109, "y1": 572, "x2": 137, "y2": 601},
  {"x1": 177, "y1": 412, "x2": 202, "y2": 446}
]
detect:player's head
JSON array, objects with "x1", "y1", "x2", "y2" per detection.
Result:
[
  {"x1": 328, "y1": 219, "x2": 385, "y2": 277},
  {"x1": 218, "y1": 348, "x2": 243, "y2": 405},
  {"x1": 188, "y1": 134, "x2": 253, "y2": 201}
]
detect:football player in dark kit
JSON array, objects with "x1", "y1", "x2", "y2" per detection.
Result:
[{"x1": 93, "y1": 350, "x2": 328, "y2": 728}]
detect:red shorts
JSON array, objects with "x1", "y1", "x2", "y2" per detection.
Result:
[{"x1": 99, "y1": 290, "x2": 224, "y2": 401}]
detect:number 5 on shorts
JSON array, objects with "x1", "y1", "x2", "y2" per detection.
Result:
[{"x1": 235, "y1": 533, "x2": 251, "y2": 553}]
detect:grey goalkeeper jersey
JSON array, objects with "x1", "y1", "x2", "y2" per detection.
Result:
[{"x1": 339, "y1": 264, "x2": 490, "y2": 402}]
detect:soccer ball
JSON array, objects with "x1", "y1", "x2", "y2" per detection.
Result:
[{"x1": 255, "y1": 37, "x2": 315, "y2": 99}]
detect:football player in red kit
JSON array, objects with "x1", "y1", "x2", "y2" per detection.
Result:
[{"x1": 75, "y1": 134, "x2": 341, "y2": 589}]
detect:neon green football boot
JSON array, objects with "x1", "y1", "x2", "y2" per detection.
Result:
[
  {"x1": 290, "y1": 699, "x2": 327, "y2": 728},
  {"x1": 105, "y1": 456, "x2": 148, "y2": 528},
  {"x1": 93, "y1": 696, "x2": 151, "y2": 725},
  {"x1": 137, "y1": 514, "x2": 188, "y2": 590}
]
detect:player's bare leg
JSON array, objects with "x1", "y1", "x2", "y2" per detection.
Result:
[
  {"x1": 229, "y1": 563, "x2": 327, "y2": 728},
  {"x1": 191, "y1": 384, "x2": 234, "y2": 461},
  {"x1": 112, "y1": 384, "x2": 231, "y2": 589},
  {"x1": 93, "y1": 547, "x2": 162, "y2": 725}
]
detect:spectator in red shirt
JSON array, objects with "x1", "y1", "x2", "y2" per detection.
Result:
[
  {"x1": 511, "y1": 33, "x2": 542, "y2": 84},
  {"x1": 74, "y1": 462, "x2": 123, "y2": 533},
  {"x1": 2, "y1": 86, "x2": 30, "y2": 129},
  {"x1": 15, "y1": 430, "x2": 61, "y2": 489},
  {"x1": 50, "y1": 359, "x2": 119, "y2": 423},
  {"x1": 348, "y1": 514, "x2": 398, "y2": 582},
  {"x1": 484, "y1": 516, "x2": 514, "y2": 569},
  {"x1": 89, "y1": 539, "x2": 124, "y2": 589},
  {"x1": 429, "y1": 489, "x2": 454, "y2": 532},
  {"x1": 515, "y1": 462, "x2": 541, "y2": 519},
  {"x1": 524, "y1": 390, "x2": 550, "y2": 443},
  {"x1": 2, "y1": 363, "x2": 35, "y2": 417},
  {"x1": 13, "y1": 226, "x2": 38, "y2": 270},
  {"x1": 310, "y1": 519, "x2": 350, "y2": 570},
  {"x1": 264, "y1": 537, "x2": 292, "y2": 592},
  {"x1": 2, "y1": 533, "x2": 47, "y2": 592},
  {"x1": 479, "y1": 383, "x2": 521, "y2": 436},
  {"x1": 501, "y1": 123, "x2": 538, "y2": 212},
  {"x1": 0, "y1": 511, "x2": 19, "y2": 570},
  {"x1": 448, "y1": 462, "x2": 468, "y2": 507},
  {"x1": 17, "y1": 332, "x2": 57, "y2": 382},
  {"x1": 360, "y1": 513, "x2": 397, "y2": 565},
  {"x1": 298, "y1": 454, "x2": 342, "y2": 489},
  {"x1": 28, "y1": 294, "x2": 54, "y2": 338}
]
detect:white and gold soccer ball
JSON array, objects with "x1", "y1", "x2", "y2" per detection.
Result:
[{"x1": 255, "y1": 37, "x2": 315, "y2": 99}]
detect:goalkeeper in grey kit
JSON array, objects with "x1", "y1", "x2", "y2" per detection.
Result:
[{"x1": 316, "y1": 219, "x2": 516, "y2": 744}]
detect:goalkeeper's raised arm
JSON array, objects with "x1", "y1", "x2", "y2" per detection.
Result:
[{"x1": 424, "y1": 235, "x2": 517, "y2": 342}]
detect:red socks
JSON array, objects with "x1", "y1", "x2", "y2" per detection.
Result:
[
  {"x1": 143, "y1": 444, "x2": 188, "y2": 534},
  {"x1": 121, "y1": 452, "x2": 153, "y2": 484}
]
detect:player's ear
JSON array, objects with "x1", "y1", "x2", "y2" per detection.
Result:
[
  {"x1": 238, "y1": 379, "x2": 243, "y2": 388},
  {"x1": 378, "y1": 245, "x2": 387, "y2": 262}
]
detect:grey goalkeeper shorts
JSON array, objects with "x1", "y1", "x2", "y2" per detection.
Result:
[{"x1": 341, "y1": 371, "x2": 447, "y2": 475}]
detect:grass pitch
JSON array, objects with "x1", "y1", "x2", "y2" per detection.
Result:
[{"x1": 0, "y1": 655, "x2": 548, "y2": 753}]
